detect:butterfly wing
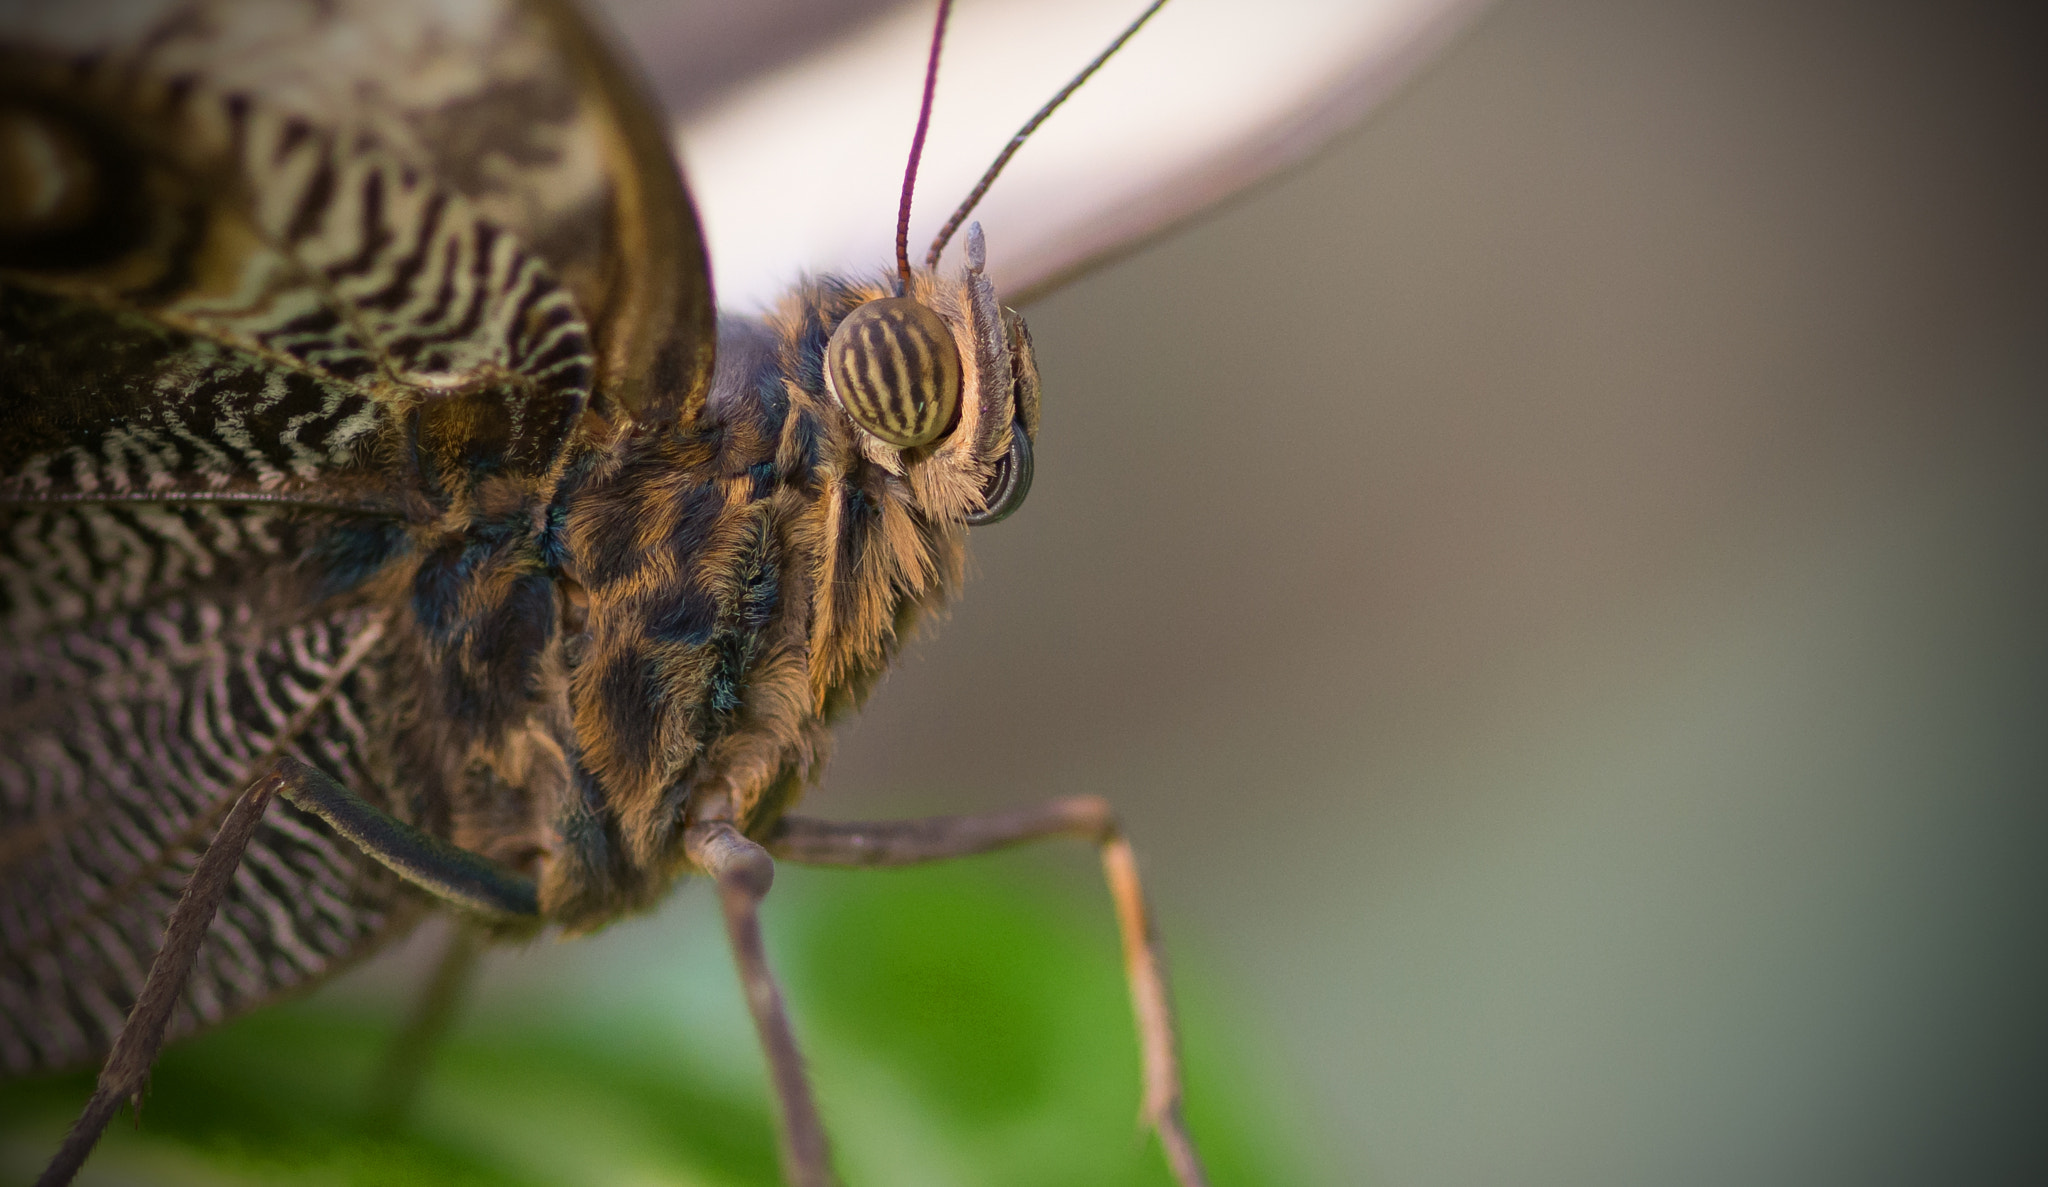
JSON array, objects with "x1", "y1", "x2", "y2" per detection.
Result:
[{"x1": 0, "y1": 0, "x2": 709, "y2": 1074}]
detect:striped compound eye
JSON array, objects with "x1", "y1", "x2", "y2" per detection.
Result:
[{"x1": 824, "y1": 297, "x2": 962, "y2": 447}]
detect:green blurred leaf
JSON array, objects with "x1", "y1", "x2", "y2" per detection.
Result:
[{"x1": 2, "y1": 857, "x2": 1299, "y2": 1186}]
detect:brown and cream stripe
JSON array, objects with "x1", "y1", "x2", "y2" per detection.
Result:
[{"x1": 823, "y1": 296, "x2": 962, "y2": 448}]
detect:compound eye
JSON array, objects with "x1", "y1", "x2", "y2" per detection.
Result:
[{"x1": 825, "y1": 297, "x2": 962, "y2": 447}]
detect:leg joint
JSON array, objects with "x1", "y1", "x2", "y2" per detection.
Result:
[
  {"x1": 685, "y1": 820, "x2": 776, "y2": 900},
  {"x1": 1055, "y1": 794, "x2": 1119, "y2": 841}
]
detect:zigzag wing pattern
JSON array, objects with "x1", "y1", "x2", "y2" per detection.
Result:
[
  {"x1": 0, "y1": 11, "x2": 604, "y2": 1075},
  {"x1": 0, "y1": 41, "x2": 593, "y2": 490},
  {"x1": 0, "y1": 500, "x2": 405, "y2": 1075}
]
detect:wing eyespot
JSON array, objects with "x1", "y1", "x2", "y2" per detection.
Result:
[{"x1": 0, "y1": 91, "x2": 142, "y2": 272}]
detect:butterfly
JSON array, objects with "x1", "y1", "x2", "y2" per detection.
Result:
[{"x1": 0, "y1": 0, "x2": 1480, "y2": 1182}]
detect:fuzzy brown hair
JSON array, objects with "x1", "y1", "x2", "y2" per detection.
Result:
[{"x1": 515, "y1": 264, "x2": 1038, "y2": 927}]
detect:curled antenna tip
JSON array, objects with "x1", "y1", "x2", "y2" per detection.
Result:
[{"x1": 966, "y1": 222, "x2": 986, "y2": 273}]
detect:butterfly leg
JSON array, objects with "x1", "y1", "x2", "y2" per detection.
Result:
[
  {"x1": 766, "y1": 798, "x2": 1211, "y2": 1187},
  {"x1": 262, "y1": 756, "x2": 539, "y2": 1128},
  {"x1": 685, "y1": 817, "x2": 838, "y2": 1187},
  {"x1": 272, "y1": 755, "x2": 539, "y2": 919},
  {"x1": 35, "y1": 763, "x2": 294, "y2": 1187},
  {"x1": 365, "y1": 919, "x2": 485, "y2": 1133}
]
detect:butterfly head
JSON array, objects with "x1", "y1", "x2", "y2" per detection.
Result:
[
  {"x1": 807, "y1": 221, "x2": 1037, "y2": 526},
  {"x1": 553, "y1": 223, "x2": 1039, "y2": 855}
]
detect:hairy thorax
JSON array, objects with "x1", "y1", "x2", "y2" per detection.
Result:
[{"x1": 509, "y1": 264, "x2": 1039, "y2": 928}]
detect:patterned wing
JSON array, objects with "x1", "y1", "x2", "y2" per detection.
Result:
[
  {"x1": 0, "y1": 0, "x2": 708, "y2": 1074},
  {"x1": 0, "y1": 501, "x2": 406, "y2": 1074}
]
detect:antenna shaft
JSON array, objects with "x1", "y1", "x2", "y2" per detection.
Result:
[
  {"x1": 897, "y1": 0, "x2": 955, "y2": 294},
  {"x1": 926, "y1": 0, "x2": 1172, "y2": 270}
]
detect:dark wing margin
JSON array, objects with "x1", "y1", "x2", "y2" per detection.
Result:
[{"x1": 527, "y1": 0, "x2": 717, "y2": 428}]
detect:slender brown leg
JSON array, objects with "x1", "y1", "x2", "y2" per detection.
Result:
[
  {"x1": 364, "y1": 919, "x2": 483, "y2": 1133},
  {"x1": 35, "y1": 766, "x2": 288, "y2": 1187},
  {"x1": 276, "y1": 755, "x2": 538, "y2": 918},
  {"x1": 766, "y1": 797, "x2": 1210, "y2": 1187},
  {"x1": 685, "y1": 819, "x2": 837, "y2": 1187}
]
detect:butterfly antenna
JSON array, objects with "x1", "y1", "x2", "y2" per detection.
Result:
[
  {"x1": 926, "y1": 0, "x2": 1171, "y2": 270},
  {"x1": 896, "y1": 0, "x2": 955, "y2": 295}
]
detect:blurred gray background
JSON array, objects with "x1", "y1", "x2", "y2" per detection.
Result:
[{"x1": 806, "y1": 0, "x2": 2048, "y2": 1183}]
